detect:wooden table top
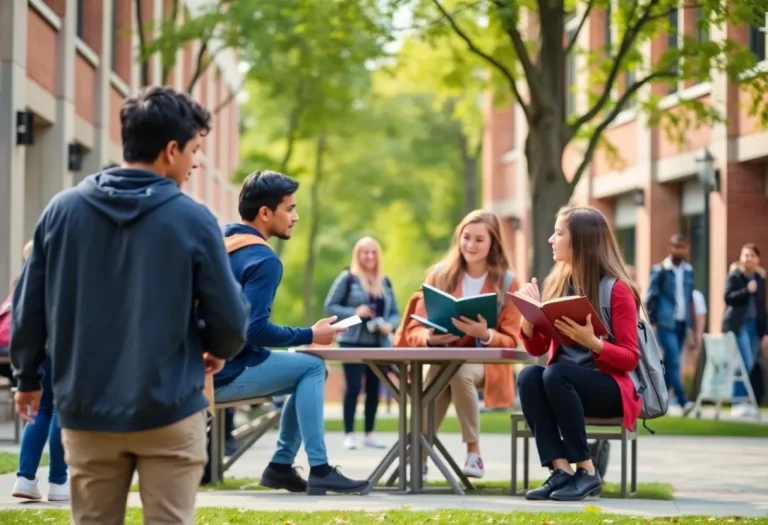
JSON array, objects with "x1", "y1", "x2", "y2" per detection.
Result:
[{"x1": 293, "y1": 347, "x2": 536, "y2": 364}]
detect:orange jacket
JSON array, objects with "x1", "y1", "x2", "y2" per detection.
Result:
[{"x1": 403, "y1": 270, "x2": 522, "y2": 408}]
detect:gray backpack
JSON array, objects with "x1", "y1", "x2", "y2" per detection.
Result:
[{"x1": 598, "y1": 276, "x2": 669, "y2": 430}]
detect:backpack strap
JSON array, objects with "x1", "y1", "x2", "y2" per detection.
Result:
[
  {"x1": 224, "y1": 233, "x2": 270, "y2": 254},
  {"x1": 598, "y1": 275, "x2": 618, "y2": 341},
  {"x1": 499, "y1": 270, "x2": 515, "y2": 315}
]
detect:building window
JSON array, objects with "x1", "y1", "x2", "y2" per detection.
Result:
[
  {"x1": 615, "y1": 227, "x2": 636, "y2": 266},
  {"x1": 620, "y1": 69, "x2": 636, "y2": 110},
  {"x1": 667, "y1": 8, "x2": 679, "y2": 94},
  {"x1": 566, "y1": 29, "x2": 576, "y2": 115},
  {"x1": 76, "y1": 0, "x2": 85, "y2": 39},
  {"x1": 605, "y1": 3, "x2": 612, "y2": 51},
  {"x1": 749, "y1": 15, "x2": 766, "y2": 62},
  {"x1": 680, "y1": 214, "x2": 707, "y2": 303},
  {"x1": 695, "y1": 7, "x2": 709, "y2": 42}
]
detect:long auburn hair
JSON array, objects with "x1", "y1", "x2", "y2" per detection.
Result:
[
  {"x1": 542, "y1": 205, "x2": 640, "y2": 311},
  {"x1": 431, "y1": 210, "x2": 512, "y2": 303},
  {"x1": 349, "y1": 236, "x2": 385, "y2": 297}
]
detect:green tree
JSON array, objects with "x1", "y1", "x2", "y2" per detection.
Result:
[
  {"x1": 390, "y1": 35, "x2": 487, "y2": 214},
  {"x1": 383, "y1": 0, "x2": 768, "y2": 280}
]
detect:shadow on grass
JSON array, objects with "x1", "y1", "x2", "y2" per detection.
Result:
[{"x1": 130, "y1": 477, "x2": 673, "y2": 500}]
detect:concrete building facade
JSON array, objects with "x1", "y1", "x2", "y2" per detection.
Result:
[
  {"x1": 483, "y1": 8, "x2": 768, "y2": 332},
  {"x1": 0, "y1": 0, "x2": 243, "y2": 293}
]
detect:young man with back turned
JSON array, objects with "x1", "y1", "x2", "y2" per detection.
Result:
[
  {"x1": 10, "y1": 86, "x2": 250, "y2": 525},
  {"x1": 215, "y1": 170, "x2": 371, "y2": 496}
]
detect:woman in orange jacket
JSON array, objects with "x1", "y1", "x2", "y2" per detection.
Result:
[{"x1": 402, "y1": 210, "x2": 522, "y2": 480}]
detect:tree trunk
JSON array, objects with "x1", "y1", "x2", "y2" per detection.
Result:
[
  {"x1": 275, "y1": 96, "x2": 306, "y2": 258},
  {"x1": 303, "y1": 134, "x2": 327, "y2": 326},
  {"x1": 525, "y1": 121, "x2": 572, "y2": 283}
]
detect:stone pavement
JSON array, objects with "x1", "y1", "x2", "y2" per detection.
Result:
[{"x1": 0, "y1": 431, "x2": 764, "y2": 517}]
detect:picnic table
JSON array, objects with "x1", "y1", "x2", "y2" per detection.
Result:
[{"x1": 296, "y1": 347, "x2": 535, "y2": 495}]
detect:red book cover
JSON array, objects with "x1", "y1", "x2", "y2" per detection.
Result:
[{"x1": 507, "y1": 292, "x2": 608, "y2": 346}]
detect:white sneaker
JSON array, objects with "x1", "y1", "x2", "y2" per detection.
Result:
[
  {"x1": 667, "y1": 403, "x2": 683, "y2": 417},
  {"x1": 731, "y1": 403, "x2": 758, "y2": 418},
  {"x1": 363, "y1": 435, "x2": 386, "y2": 449},
  {"x1": 48, "y1": 480, "x2": 69, "y2": 502},
  {"x1": 11, "y1": 477, "x2": 42, "y2": 500},
  {"x1": 422, "y1": 464, "x2": 428, "y2": 483},
  {"x1": 462, "y1": 452, "x2": 485, "y2": 479},
  {"x1": 343, "y1": 434, "x2": 357, "y2": 450}
]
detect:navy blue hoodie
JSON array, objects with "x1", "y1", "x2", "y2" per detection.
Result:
[
  {"x1": 10, "y1": 168, "x2": 250, "y2": 432},
  {"x1": 214, "y1": 223, "x2": 314, "y2": 389}
]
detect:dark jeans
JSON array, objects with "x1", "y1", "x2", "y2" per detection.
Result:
[
  {"x1": 517, "y1": 364, "x2": 623, "y2": 467},
  {"x1": 340, "y1": 343, "x2": 381, "y2": 434},
  {"x1": 18, "y1": 360, "x2": 68, "y2": 484},
  {"x1": 656, "y1": 321, "x2": 688, "y2": 405}
]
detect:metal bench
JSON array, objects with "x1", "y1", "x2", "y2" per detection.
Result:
[
  {"x1": 510, "y1": 413, "x2": 638, "y2": 498},
  {"x1": 208, "y1": 397, "x2": 282, "y2": 484}
]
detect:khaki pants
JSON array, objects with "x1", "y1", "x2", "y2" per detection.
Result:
[
  {"x1": 62, "y1": 412, "x2": 207, "y2": 525},
  {"x1": 423, "y1": 364, "x2": 484, "y2": 443}
]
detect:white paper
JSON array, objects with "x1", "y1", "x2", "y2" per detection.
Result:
[{"x1": 332, "y1": 315, "x2": 363, "y2": 329}]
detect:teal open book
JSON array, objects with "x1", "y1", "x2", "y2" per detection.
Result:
[{"x1": 410, "y1": 284, "x2": 499, "y2": 337}]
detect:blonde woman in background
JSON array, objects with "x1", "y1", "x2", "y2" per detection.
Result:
[{"x1": 324, "y1": 237, "x2": 400, "y2": 451}]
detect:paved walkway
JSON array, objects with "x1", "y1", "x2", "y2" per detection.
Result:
[{"x1": 0, "y1": 431, "x2": 764, "y2": 517}]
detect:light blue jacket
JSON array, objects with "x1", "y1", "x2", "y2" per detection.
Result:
[{"x1": 645, "y1": 257, "x2": 695, "y2": 330}]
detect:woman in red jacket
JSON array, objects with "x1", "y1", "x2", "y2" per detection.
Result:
[{"x1": 517, "y1": 205, "x2": 641, "y2": 502}]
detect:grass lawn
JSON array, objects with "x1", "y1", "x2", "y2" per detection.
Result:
[
  {"x1": 0, "y1": 510, "x2": 765, "y2": 525},
  {"x1": 131, "y1": 477, "x2": 674, "y2": 500},
  {"x1": 0, "y1": 452, "x2": 47, "y2": 475},
  {"x1": 324, "y1": 411, "x2": 768, "y2": 437}
]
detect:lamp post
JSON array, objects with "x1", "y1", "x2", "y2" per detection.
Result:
[
  {"x1": 695, "y1": 148, "x2": 716, "y2": 306},
  {"x1": 692, "y1": 149, "x2": 717, "y2": 405}
]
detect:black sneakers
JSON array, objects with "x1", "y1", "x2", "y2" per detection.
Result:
[
  {"x1": 525, "y1": 469, "x2": 573, "y2": 500},
  {"x1": 550, "y1": 468, "x2": 602, "y2": 501},
  {"x1": 307, "y1": 467, "x2": 371, "y2": 496},
  {"x1": 259, "y1": 465, "x2": 308, "y2": 493}
]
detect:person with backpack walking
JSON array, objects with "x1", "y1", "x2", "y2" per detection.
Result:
[
  {"x1": 516, "y1": 205, "x2": 641, "y2": 502},
  {"x1": 323, "y1": 237, "x2": 400, "y2": 451},
  {"x1": 722, "y1": 243, "x2": 768, "y2": 417},
  {"x1": 3, "y1": 241, "x2": 68, "y2": 502},
  {"x1": 645, "y1": 234, "x2": 695, "y2": 416},
  {"x1": 399, "y1": 210, "x2": 522, "y2": 481}
]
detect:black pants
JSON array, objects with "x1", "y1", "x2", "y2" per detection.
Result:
[
  {"x1": 341, "y1": 343, "x2": 381, "y2": 434},
  {"x1": 517, "y1": 364, "x2": 623, "y2": 467}
]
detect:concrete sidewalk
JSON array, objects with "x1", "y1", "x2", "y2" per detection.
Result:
[{"x1": 0, "y1": 432, "x2": 764, "y2": 517}]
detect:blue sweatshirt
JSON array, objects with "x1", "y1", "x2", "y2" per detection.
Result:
[
  {"x1": 10, "y1": 168, "x2": 250, "y2": 432},
  {"x1": 214, "y1": 223, "x2": 314, "y2": 389}
]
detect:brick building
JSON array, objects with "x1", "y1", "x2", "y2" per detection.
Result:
[
  {"x1": 0, "y1": 0, "x2": 243, "y2": 293},
  {"x1": 483, "y1": 8, "x2": 768, "y2": 332}
]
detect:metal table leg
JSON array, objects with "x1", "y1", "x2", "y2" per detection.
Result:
[{"x1": 366, "y1": 361, "x2": 410, "y2": 491}]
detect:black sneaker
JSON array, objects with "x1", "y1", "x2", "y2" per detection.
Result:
[
  {"x1": 525, "y1": 469, "x2": 572, "y2": 500},
  {"x1": 307, "y1": 467, "x2": 371, "y2": 496},
  {"x1": 550, "y1": 468, "x2": 602, "y2": 501},
  {"x1": 259, "y1": 465, "x2": 307, "y2": 493}
]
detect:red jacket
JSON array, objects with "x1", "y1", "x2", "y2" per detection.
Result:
[{"x1": 520, "y1": 279, "x2": 641, "y2": 430}]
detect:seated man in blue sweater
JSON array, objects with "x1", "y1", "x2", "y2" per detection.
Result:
[{"x1": 215, "y1": 170, "x2": 370, "y2": 496}]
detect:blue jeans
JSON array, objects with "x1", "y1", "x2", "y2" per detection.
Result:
[
  {"x1": 215, "y1": 351, "x2": 328, "y2": 466},
  {"x1": 734, "y1": 320, "x2": 759, "y2": 399},
  {"x1": 17, "y1": 360, "x2": 67, "y2": 484},
  {"x1": 656, "y1": 321, "x2": 688, "y2": 406}
]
